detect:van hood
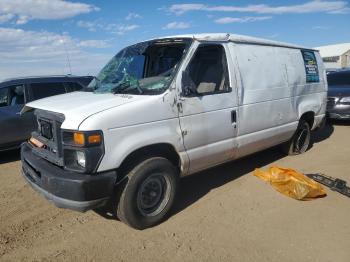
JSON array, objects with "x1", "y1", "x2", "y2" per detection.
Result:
[{"x1": 22, "y1": 91, "x2": 148, "y2": 129}]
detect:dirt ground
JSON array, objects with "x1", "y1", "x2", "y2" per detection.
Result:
[{"x1": 0, "y1": 122, "x2": 349, "y2": 262}]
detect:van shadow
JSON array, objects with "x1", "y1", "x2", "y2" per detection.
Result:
[
  {"x1": 0, "y1": 149, "x2": 21, "y2": 164},
  {"x1": 171, "y1": 147, "x2": 285, "y2": 216},
  {"x1": 328, "y1": 119, "x2": 350, "y2": 127},
  {"x1": 172, "y1": 122, "x2": 336, "y2": 217},
  {"x1": 310, "y1": 121, "x2": 334, "y2": 145}
]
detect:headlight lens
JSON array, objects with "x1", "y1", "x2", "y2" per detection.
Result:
[
  {"x1": 62, "y1": 130, "x2": 104, "y2": 173},
  {"x1": 340, "y1": 97, "x2": 350, "y2": 103},
  {"x1": 76, "y1": 151, "x2": 86, "y2": 167}
]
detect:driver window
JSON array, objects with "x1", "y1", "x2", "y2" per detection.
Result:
[
  {"x1": 186, "y1": 44, "x2": 230, "y2": 95},
  {"x1": 0, "y1": 85, "x2": 25, "y2": 107}
]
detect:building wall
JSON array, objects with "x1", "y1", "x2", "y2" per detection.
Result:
[
  {"x1": 323, "y1": 61, "x2": 340, "y2": 69},
  {"x1": 341, "y1": 50, "x2": 350, "y2": 68},
  {"x1": 323, "y1": 56, "x2": 341, "y2": 69},
  {"x1": 323, "y1": 51, "x2": 350, "y2": 69}
]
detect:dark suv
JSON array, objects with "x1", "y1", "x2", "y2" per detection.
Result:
[{"x1": 0, "y1": 75, "x2": 93, "y2": 151}]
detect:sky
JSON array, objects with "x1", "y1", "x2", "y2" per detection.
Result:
[{"x1": 0, "y1": 0, "x2": 349, "y2": 80}]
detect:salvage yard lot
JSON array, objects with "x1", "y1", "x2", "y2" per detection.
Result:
[{"x1": 0, "y1": 123, "x2": 349, "y2": 262}]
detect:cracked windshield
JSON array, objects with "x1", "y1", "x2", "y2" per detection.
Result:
[{"x1": 90, "y1": 39, "x2": 190, "y2": 95}]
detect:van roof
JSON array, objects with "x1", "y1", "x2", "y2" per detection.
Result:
[{"x1": 149, "y1": 33, "x2": 316, "y2": 51}]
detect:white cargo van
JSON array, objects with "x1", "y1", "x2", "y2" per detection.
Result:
[{"x1": 21, "y1": 33, "x2": 327, "y2": 229}]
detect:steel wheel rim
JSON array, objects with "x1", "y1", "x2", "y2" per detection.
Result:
[
  {"x1": 295, "y1": 124, "x2": 310, "y2": 152},
  {"x1": 137, "y1": 173, "x2": 171, "y2": 217}
]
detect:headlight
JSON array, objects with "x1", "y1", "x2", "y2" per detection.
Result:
[
  {"x1": 76, "y1": 151, "x2": 86, "y2": 167},
  {"x1": 340, "y1": 97, "x2": 350, "y2": 103},
  {"x1": 62, "y1": 130, "x2": 104, "y2": 173}
]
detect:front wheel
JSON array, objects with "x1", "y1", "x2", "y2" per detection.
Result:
[
  {"x1": 282, "y1": 120, "x2": 311, "y2": 155},
  {"x1": 115, "y1": 157, "x2": 178, "y2": 229}
]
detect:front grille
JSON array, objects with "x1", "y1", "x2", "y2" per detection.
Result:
[
  {"x1": 31, "y1": 109, "x2": 65, "y2": 166},
  {"x1": 39, "y1": 119, "x2": 53, "y2": 140},
  {"x1": 327, "y1": 97, "x2": 338, "y2": 109}
]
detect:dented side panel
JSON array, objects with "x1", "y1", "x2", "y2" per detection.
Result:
[{"x1": 231, "y1": 43, "x2": 326, "y2": 159}]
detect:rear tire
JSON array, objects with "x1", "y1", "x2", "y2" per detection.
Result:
[
  {"x1": 282, "y1": 120, "x2": 311, "y2": 155},
  {"x1": 115, "y1": 157, "x2": 178, "y2": 230}
]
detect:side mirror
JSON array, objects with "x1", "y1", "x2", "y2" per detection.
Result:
[{"x1": 181, "y1": 70, "x2": 197, "y2": 96}]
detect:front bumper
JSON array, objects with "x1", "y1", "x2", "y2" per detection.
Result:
[
  {"x1": 327, "y1": 104, "x2": 350, "y2": 120},
  {"x1": 21, "y1": 142, "x2": 117, "y2": 212}
]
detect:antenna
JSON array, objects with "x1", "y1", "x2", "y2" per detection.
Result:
[{"x1": 61, "y1": 34, "x2": 72, "y2": 75}]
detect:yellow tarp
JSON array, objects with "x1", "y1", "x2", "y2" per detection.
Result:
[{"x1": 253, "y1": 166, "x2": 327, "y2": 200}]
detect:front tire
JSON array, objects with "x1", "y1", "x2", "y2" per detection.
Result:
[
  {"x1": 282, "y1": 120, "x2": 311, "y2": 155},
  {"x1": 116, "y1": 157, "x2": 178, "y2": 230}
]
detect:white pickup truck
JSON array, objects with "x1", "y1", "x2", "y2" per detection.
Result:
[{"x1": 21, "y1": 33, "x2": 327, "y2": 229}]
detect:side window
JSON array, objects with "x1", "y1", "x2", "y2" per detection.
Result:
[
  {"x1": 301, "y1": 50, "x2": 319, "y2": 83},
  {"x1": 185, "y1": 44, "x2": 230, "y2": 95},
  {"x1": 66, "y1": 82, "x2": 84, "y2": 91},
  {"x1": 30, "y1": 82, "x2": 67, "y2": 100},
  {"x1": 0, "y1": 85, "x2": 25, "y2": 107},
  {"x1": 0, "y1": 87, "x2": 9, "y2": 107}
]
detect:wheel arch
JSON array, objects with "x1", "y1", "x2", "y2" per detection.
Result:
[
  {"x1": 116, "y1": 143, "x2": 182, "y2": 181},
  {"x1": 299, "y1": 111, "x2": 315, "y2": 128}
]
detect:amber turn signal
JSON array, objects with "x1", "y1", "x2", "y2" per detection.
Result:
[
  {"x1": 88, "y1": 134, "x2": 101, "y2": 144},
  {"x1": 73, "y1": 132, "x2": 85, "y2": 145}
]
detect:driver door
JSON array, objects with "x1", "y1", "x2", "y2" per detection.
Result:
[
  {"x1": 177, "y1": 42, "x2": 238, "y2": 174},
  {"x1": 0, "y1": 84, "x2": 34, "y2": 148}
]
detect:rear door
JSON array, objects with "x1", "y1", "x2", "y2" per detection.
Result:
[
  {"x1": 0, "y1": 84, "x2": 34, "y2": 148},
  {"x1": 177, "y1": 42, "x2": 238, "y2": 173}
]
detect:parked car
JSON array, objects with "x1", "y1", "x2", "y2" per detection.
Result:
[
  {"x1": 326, "y1": 69, "x2": 350, "y2": 119},
  {"x1": 21, "y1": 34, "x2": 327, "y2": 229},
  {"x1": 0, "y1": 75, "x2": 93, "y2": 151}
]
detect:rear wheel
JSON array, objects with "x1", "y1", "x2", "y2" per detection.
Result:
[
  {"x1": 282, "y1": 120, "x2": 311, "y2": 155},
  {"x1": 115, "y1": 157, "x2": 178, "y2": 229}
]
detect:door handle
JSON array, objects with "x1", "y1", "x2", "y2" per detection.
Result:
[{"x1": 231, "y1": 110, "x2": 237, "y2": 123}]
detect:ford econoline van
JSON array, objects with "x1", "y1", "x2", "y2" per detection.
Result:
[{"x1": 21, "y1": 34, "x2": 327, "y2": 229}]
